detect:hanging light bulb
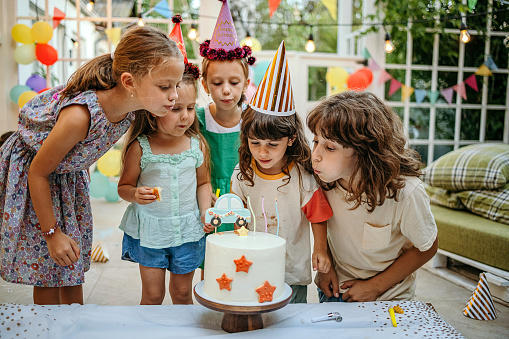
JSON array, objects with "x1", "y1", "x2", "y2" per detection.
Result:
[
  {"x1": 86, "y1": 0, "x2": 95, "y2": 11},
  {"x1": 188, "y1": 24, "x2": 198, "y2": 40},
  {"x1": 71, "y1": 38, "x2": 78, "y2": 47},
  {"x1": 138, "y1": 13, "x2": 144, "y2": 27},
  {"x1": 244, "y1": 30, "x2": 253, "y2": 47},
  {"x1": 305, "y1": 33, "x2": 315, "y2": 53},
  {"x1": 459, "y1": 22, "x2": 471, "y2": 43},
  {"x1": 384, "y1": 32, "x2": 395, "y2": 53}
]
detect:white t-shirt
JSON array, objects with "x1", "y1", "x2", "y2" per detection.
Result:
[
  {"x1": 323, "y1": 176, "x2": 437, "y2": 301},
  {"x1": 231, "y1": 162, "x2": 332, "y2": 286},
  {"x1": 203, "y1": 103, "x2": 241, "y2": 133}
]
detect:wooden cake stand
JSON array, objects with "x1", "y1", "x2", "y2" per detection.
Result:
[{"x1": 194, "y1": 281, "x2": 292, "y2": 333}]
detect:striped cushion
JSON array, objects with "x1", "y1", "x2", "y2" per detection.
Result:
[{"x1": 423, "y1": 143, "x2": 509, "y2": 191}]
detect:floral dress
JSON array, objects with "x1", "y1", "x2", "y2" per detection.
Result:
[{"x1": 0, "y1": 85, "x2": 134, "y2": 287}]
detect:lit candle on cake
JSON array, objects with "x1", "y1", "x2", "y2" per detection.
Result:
[{"x1": 247, "y1": 194, "x2": 256, "y2": 234}]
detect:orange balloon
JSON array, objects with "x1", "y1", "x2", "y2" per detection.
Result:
[
  {"x1": 35, "y1": 43, "x2": 58, "y2": 65},
  {"x1": 347, "y1": 71, "x2": 370, "y2": 91},
  {"x1": 357, "y1": 68, "x2": 373, "y2": 85}
]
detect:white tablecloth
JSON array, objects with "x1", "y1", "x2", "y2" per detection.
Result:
[{"x1": 0, "y1": 300, "x2": 464, "y2": 338}]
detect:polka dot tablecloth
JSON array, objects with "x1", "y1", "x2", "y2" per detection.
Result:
[{"x1": 0, "y1": 301, "x2": 464, "y2": 338}]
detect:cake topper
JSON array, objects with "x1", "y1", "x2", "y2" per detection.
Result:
[
  {"x1": 248, "y1": 41, "x2": 295, "y2": 116},
  {"x1": 205, "y1": 193, "x2": 251, "y2": 230},
  {"x1": 199, "y1": 0, "x2": 255, "y2": 65}
]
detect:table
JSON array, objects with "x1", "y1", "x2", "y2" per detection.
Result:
[{"x1": 0, "y1": 301, "x2": 464, "y2": 338}]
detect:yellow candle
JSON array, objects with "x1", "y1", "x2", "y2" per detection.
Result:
[
  {"x1": 389, "y1": 307, "x2": 397, "y2": 327},
  {"x1": 215, "y1": 188, "x2": 220, "y2": 197}
]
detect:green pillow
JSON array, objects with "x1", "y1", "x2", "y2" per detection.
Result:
[
  {"x1": 423, "y1": 143, "x2": 509, "y2": 191},
  {"x1": 457, "y1": 183, "x2": 509, "y2": 225},
  {"x1": 423, "y1": 182, "x2": 464, "y2": 210}
]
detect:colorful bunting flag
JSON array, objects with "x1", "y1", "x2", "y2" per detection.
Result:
[
  {"x1": 105, "y1": 27, "x2": 122, "y2": 46},
  {"x1": 475, "y1": 64, "x2": 493, "y2": 76},
  {"x1": 441, "y1": 87, "x2": 454, "y2": 104},
  {"x1": 153, "y1": 0, "x2": 172, "y2": 18},
  {"x1": 322, "y1": 0, "x2": 338, "y2": 20},
  {"x1": 463, "y1": 273, "x2": 497, "y2": 320},
  {"x1": 362, "y1": 47, "x2": 371, "y2": 60},
  {"x1": 428, "y1": 91, "x2": 440, "y2": 105},
  {"x1": 484, "y1": 55, "x2": 499, "y2": 71},
  {"x1": 368, "y1": 59, "x2": 381, "y2": 71},
  {"x1": 379, "y1": 70, "x2": 392, "y2": 85},
  {"x1": 401, "y1": 84, "x2": 415, "y2": 102},
  {"x1": 388, "y1": 78, "x2": 402, "y2": 96},
  {"x1": 468, "y1": 0, "x2": 478, "y2": 11},
  {"x1": 269, "y1": 0, "x2": 282, "y2": 17},
  {"x1": 464, "y1": 74, "x2": 478, "y2": 92},
  {"x1": 415, "y1": 89, "x2": 427, "y2": 104},
  {"x1": 53, "y1": 7, "x2": 65, "y2": 29},
  {"x1": 453, "y1": 82, "x2": 467, "y2": 101}
]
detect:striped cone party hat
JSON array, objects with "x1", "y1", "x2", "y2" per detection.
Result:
[
  {"x1": 91, "y1": 242, "x2": 110, "y2": 263},
  {"x1": 249, "y1": 41, "x2": 295, "y2": 116},
  {"x1": 463, "y1": 273, "x2": 497, "y2": 320}
]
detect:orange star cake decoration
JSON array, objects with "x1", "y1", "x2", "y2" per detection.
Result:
[
  {"x1": 216, "y1": 273, "x2": 233, "y2": 291},
  {"x1": 233, "y1": 255, "x2": 253, "y2": 273},
  {"x1": 234, "y1": 226, "x2": 249, "y2": 236},
  {"x1": 255, "y1": 280, "x2": 277, "y2": 303}
]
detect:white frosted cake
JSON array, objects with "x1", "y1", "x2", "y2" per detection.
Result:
[{"x1": 203, "y1": 231, "x2": 286, "y2": 303}]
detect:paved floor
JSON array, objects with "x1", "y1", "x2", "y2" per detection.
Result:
[{"x1": 1, "y1": 198, "x2": 508, "y2": 338}]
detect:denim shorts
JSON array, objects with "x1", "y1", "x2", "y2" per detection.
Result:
[
  {"x1": 317, "y1": 288, "x2": 346, "y2": 303},
  {"x1": 121, "y1": 234, "x2": 205, "y2": 274}
]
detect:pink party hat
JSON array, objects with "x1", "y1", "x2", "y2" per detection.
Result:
[
  {"x1": 169, "y1": 14, "x2": 188, "y2": 63},
  {"x1": 463, "y1": 273, "x2": 497, "y2": 320},
  {"x1": 199, "y1": 0, "x2": 255, "y2": 65},
  {"x1": 210, "y1": 0, "x2": 239, "y2": 51},
  {"x1": 249, "y1": 41, "x2": 295, "y2": 116}
]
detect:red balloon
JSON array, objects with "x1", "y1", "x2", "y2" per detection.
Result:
[
  {"x1": 35, "y1": 43, "x2": 58, "y2": 66},
  {"x1": 357, "y1": 68, "x2": 373, "y2": 85},
  {"x1": 347, "y1": 71, "x2": 370, "y2": 91},
  {"x1": 38, "y1": 87, "x2": 51, "y2": 94}
]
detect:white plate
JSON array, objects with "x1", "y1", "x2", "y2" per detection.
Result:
[{"x1": 194, "y1": 281, "x2": 292, "y2": 307}]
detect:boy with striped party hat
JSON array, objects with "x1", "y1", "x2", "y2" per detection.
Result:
[{"x1": 231, "y1": 41, "x2": 333, "y2": 303}]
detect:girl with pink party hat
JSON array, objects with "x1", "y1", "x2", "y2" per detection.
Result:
[
  {"x1": 197, "y1": 0, "x2": 255, "y2": 225},
  {"x1": 231, "y1": 41, "x2": 333, "y2": 304}
]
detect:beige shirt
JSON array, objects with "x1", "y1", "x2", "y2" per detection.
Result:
[
  {"x1": 231, "y1": 163, "x2": 332, "y2": 285},
  {"x1": 323, "y1": 176, "x2": 437, "y2": 300}
]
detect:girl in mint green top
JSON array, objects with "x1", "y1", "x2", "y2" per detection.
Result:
[{"x1": 118, "y1": 68, "x2": 212, "y2": 305}]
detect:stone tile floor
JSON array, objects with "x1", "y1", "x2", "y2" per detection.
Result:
[{"x1": 1, "y1": 198, "x2": 508, "y2": 338}]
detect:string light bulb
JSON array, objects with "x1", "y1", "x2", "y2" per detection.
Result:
[
  {"x1": 188, "y1": 24, "x2": 197, "y2": 40},
  {"x1": 71, "y1": 38, "x2": 78, "y2": 47},
  {"x1": 384, "y1": 32, "x2": 395, "y2": 53},
  {"x1": 459, "y1": 22, "x2": 471, "y2": 43},
  {"x1": 137, "y1": 14, "x2": 144, "y2": 27},
  {"x1": 305, "y1": 33, "x2": 315, "y2": 53},
  {"x1": 86, "y1": 0, "x2": 95, "y2": 11},
  {"x1": 244, "y1": 30, "x2": 253, "y2": 48}
]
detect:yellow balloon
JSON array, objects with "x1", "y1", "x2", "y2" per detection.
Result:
[
  {"x1": 31, "y1": 21, "x2": 53, "y2": 43},
  {"x1": 97, "y1": 150, "x2": 122, "y2": 177},
  {"x1": 14, "y1": 44, "x2": 36, "y2": 64},
  {"x1": 12, "y1": 24, "x2": 35, "y2": 44},
  {"x1": 240, "y1": 37, "x2": 262, "y2": 52},
  {"x1": 18, "y1": 91, "x2": 38, "y2": 108},
  {"x1": 326, "y1": 67, "x2": 350, "y2": 87}
]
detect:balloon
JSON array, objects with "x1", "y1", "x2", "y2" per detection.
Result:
[
  {"x1": 18, "y1": 91, "x2": 38, "y2": 108},
  {"x1": 11, "y1": 24, "x2": 35, "y2": 44},
  {"x1": 240, "y1": 37, "x2": 262, "y2": 52},
  {"x1": 105, "y1": 181, "x2": 120, "y2": 202},
  {"x1": 14, "y1": 44, "x2": 36, "y2": 64},
  {"x1": 26, "y1": 74, "x2": 47, "y2": 92},
  {"x1": 38, "y1": 87, "x2": 51, "y2": 94},
  {"x1": 31, "y1": 21, "x2": 53, "y2": 43},
  {"x1": 90, "y1": 172, "x2": 110, "y2": 198},
  {"x1": 347, "y1": 70, "x2": 370, "y2": 91},
  {"x1": 326, "y1": 67, "x2": 349, "y2": 88},
  {"x1": 252, "y1": 61, "x2": 271, "y2": 86},
  {"x1": 97, "y1": 149, "x2": 122, "y2": 177},
  {"x1": 10, "y1": 85, "x2": 32, "y2": 104},
  {"x1": 357, "y1": 68, "x2": 373, "y2": 85},
  {"x1": 35, "y1": 43, "x2": 58, "y2": 65}
]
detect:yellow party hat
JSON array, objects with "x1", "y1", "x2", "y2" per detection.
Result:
[
  {"x1": 463, "y1": 273, "x2": 497, "y2": 320},
  {"x1": 249, "y1": 41, "x2": 295, "y2": 116}
]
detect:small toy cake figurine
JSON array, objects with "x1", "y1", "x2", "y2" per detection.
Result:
[{"x1": 203, "y1": 193, "x2": 286, "y2": 303}]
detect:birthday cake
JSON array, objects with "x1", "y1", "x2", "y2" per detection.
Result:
[
  {"x1": 203, "y1": 193, "x2": 286, "y2": 303},
  {"x1": 203, "y1": 231, "x2": 286, "y2": 303}
]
